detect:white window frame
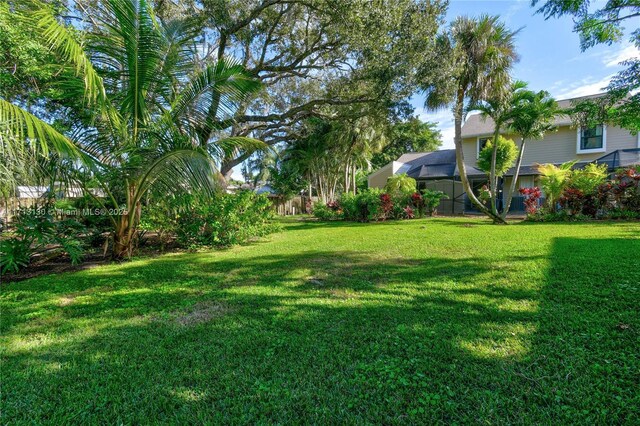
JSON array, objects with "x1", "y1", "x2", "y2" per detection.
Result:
[
  {"x1": 576, "y1": 124, "x2": 606, "y2": 154},
  {"x1": 476, "y1": 136, "x2": 491, "y2": 158}
]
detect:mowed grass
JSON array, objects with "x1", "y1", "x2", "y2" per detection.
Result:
[{"x1": 2, "y1": 218, "x2": 639, "y2": 424}]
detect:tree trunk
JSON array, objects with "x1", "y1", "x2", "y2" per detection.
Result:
[
  {"x1": 352, "y1": 166, "x2": 357, "y2": 194},
  {"x1": 113, "y1": 216, "x2": 134, "y2": 259},
  {"x1": 112, "y1": 189, "x2": 141, "y2": 259},
  {"x1": 500, "y1": 137, "x2": 527, "y2": 220},
  {"x1": 453, "y1": 91, "x2": 505, "y2": 224},
  {"x1": 489, "y1": 129, "x2": 500, "y2": 219},
  {"x1": 344, "y1": 162, "x2": 350, "y2": 194}
]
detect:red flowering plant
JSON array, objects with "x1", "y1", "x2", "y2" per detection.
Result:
[
  {"x1": 559, "y1": 188, "x2": 587, "y2": 216},
  {"x1": 596, "y1": 167, "x2": 640, "y2": 215},
  {"x1": 380, "y1": 193, "x2": 393, "y2": 218},
  {"x1": 403, "y1": 206, "x2": 415, "y2": 219},
  {"x1": 519, "y1": 187, "x2": 542, "y2": 216},
  {"x1": 410, "y1": 192, "x2": 424, "y2": 217},
  {"x1": 617, "y1": 167, "x2": 640, "y2": 212}
]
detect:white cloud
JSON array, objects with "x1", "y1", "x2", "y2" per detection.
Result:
[
  {"x1": 438, "y1": 125, "x2": 456, "y2": 150},
  {"x1": 604, "y1": 44, "x2": 639, "y2": 68},
  {"x1": 552, "y1": 74, "x2": 614, "y2": 99},
  {"x1": 417, "y1": 108, "x2": 456, "y2": 149}
]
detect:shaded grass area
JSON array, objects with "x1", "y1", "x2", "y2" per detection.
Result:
[{"x1": 2, "y1": 218, "x2": 639, "y2": 424}]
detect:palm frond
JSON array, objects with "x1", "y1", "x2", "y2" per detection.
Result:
[
  {"x1": 30, "y1": 5, "x2": 106, "y2": 105},
  {"x1": 0, "y1": 99, "x2": 80, "y2": 159},
  {"x1": 172, "y1": 59, "x2": 262, "y2": 140},
  {"x1": 103, "y1": 0, "x2": 164, "y2": 133},
  {"x1": 134, "y1": 148, "x2": 218, "y2": 203},
  {"x1": 214, "y1": 136, "x2": 269, "y2": 158}
]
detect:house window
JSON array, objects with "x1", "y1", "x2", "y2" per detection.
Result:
[
  {"x1": 577, "y1": 125, "x2": 606, "y2": 153},
  {"x1": 477, "y1": 137, "x2": 490, "y2": 157}
]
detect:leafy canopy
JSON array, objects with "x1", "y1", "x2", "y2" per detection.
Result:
[
  {"x1": 371, "y1": 118, "x2": 442, "y2": 169},
  {"x1": 385, "y1": 173, "x2": 417, "y2": 196},
  {"x1": 477, "y1": 136, "x2": 518, "y2": 177}
]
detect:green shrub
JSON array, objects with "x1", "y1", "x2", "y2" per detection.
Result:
[
  {"x1": 477, "y1": 136, "x2": 518, "y2": 177},
  {"x1": 143, "y1": 191, "x2": 280, "y2": 248},
  {"x1": 538, "y1": 161, "x2": 576, "y2": 212},
  {"x1": 568, "y1": 163, "x2": 608, "y2": 195},
  {"x1": 385, "y1": 173, "x2": 416, "y2": 196},
  {"x1": 0, "y1": 207, "x2": 87, "y2": 275},
  {"x1": 422, "y1": 189, "x2": 448, "y2": 216},
  {"x1": 312, "y1": 203, "x2": 343, "y2": 221},
  {"x1": 0, "y1": 238, "x2": 31, "y2": 274}
]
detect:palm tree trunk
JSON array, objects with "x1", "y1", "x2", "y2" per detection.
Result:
[
  {"x1": 453, "y1": 91, "x2": 505, "y2": 223},
  {"x1": 489, "y1": 129, "x2": 500, "y2": 218},
  {"x1": 501, "y1": 137, "x2": 526, "y2": 220}
]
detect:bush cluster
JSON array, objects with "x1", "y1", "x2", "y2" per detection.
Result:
[
  {"x1": 527, "y1": 165, "x2": 640, "y2": 221},
  {"x1": 141, "y1": 191, "x2": 280, "y2": 249},
  {"x1": 313, "y1": 188, "x2": 447, "y2": 222},
  {"x1": 0, "y1": 207, "x2": 88, "y2": 274}
]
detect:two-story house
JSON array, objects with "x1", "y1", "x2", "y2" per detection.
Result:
[{"x1": 368, "y1": 95, "x2": 640, "y2": 214}]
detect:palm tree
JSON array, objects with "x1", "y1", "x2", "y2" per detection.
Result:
[
  {"x1": 469, "y1": 80, "x2": 527, "y2": 217},
  {"x1": 1, "y1": 0, "x2": 263, "y2": 257},
  {"x1": 422, "y1": 15, "x2": 520, "y2": 224},
  {"x1": 501, "y1": 89, "x2": 558, "y2": 218},
  {"x1": 330, "y1": 116, "x2": 388, "y2": 195}
]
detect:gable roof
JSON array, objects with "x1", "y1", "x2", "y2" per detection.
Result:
[{"x1": 461, "y1": 94, "x2": 606, "y2": 138}]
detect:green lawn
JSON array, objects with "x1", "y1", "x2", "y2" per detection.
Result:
[{"x1": 2, "y1": 218, "x2": 639, "y2": 424}]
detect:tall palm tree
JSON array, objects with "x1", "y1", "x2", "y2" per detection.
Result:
[
  {"x1": 330, "y1": 116, "x2": 388, "y2": 195},
  {"x1": 422, "y1": 15, "x2": 520, "y2": 224},
  {"x1": 1, "y1": 0, "x2": 263, "y2": 257},
  {"x1": 469, "y1": 80, "x2": 527, "y2": 217},
  {"x1": 501, "y1": 89, "x2": 558, "y2": 218}
]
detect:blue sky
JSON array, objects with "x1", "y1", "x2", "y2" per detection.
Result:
[{"x1": 416, "y1": 0, "x2": 640, "y2": 149}]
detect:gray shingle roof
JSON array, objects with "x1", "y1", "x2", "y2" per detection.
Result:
[{"x1": 404, "y1": 150, "x2": 457, "y2": 179}]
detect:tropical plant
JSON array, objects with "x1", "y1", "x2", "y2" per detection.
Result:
[
  {"x1": 537, "y1": 161, "x2": 577, "y2": 212},
  {"x1": 502, "y1": 89, "x2": 559, "y2": 218},
  {"x1": 519, "y1": 187, "x2": 542, "y2": 216},
  {"x1": 568, "y1": 163, "x2": 609, "y2": 195},
  {"x1": 385, "y1": 173, "x2": 417, "y2": 196},
  {"x1": 422, "y1": 15, "x2": 520, "y2": 224},
  {"x1": 469, "y1": 80, "x2": 527, "y2": 217},
  {"x1": 0, "y1": 1, "x2": 264, "y2": 258},
  {"x1": 477, "y1": 136, "x2": 518, "y2": 178},
  {"x1": 0, "y1": 207, "x2": 86, "y2": 274},
  {"x1": 422, "y1": 189, "x2": 448, "y2": 216}
]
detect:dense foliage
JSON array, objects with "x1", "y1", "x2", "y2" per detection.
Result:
[
  {"x1": 385, "y1": 174, "x2": 417, "y2": 196},
  {"x1": 141, "y1": 191, "x2": 280, "y2": 249},
  {"x1": 313, "y1": 188, "x2": 447, "y2": 222},
  {"x1": 476, "y1": 136, "x2": 518, "y2": 177},
  {"x1": 371, "y1": 118, "x2": 442, "y2": 169},
  {"x1": 527, "y1": 165, "x2": 639, "y2": 221},
  {"x1": 0, "y1": 207, "x2": 87, "y2": 274}
]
